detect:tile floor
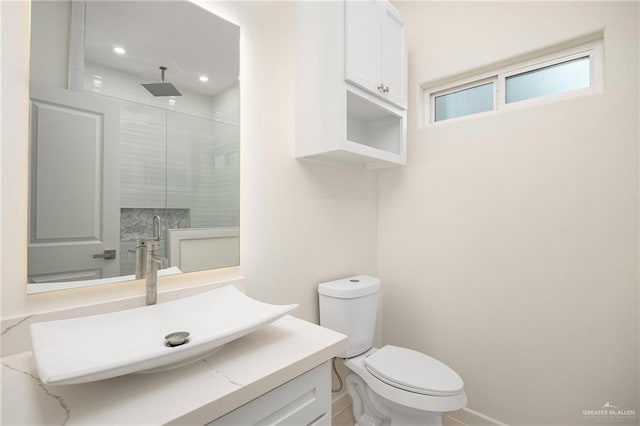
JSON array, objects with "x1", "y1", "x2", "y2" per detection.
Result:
[
  {"x1": 332, "y1": 405, "x2": 462, "y2": 426},
  {"x1": 332, "y1": 406, "x2": 356, "y2": 426}
]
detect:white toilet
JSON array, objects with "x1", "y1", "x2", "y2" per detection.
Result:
[{"x1": 318, "y1": 275, "x2": 466, "y2": 426}]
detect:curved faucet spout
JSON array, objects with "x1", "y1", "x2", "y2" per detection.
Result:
[{"x1": 152, "y1": 215, "x2": 161, "y2": 241}]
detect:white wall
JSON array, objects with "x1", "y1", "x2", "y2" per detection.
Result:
[
  {"x1": 200, "y1": 1, "x2": 378, "y2": 319},
  {"x1": 1, "y1": 1, "x2": 378, "y2": 323},
  {"x1": 378, "y1": 2, "x2": 638, "y2": 424},
  {"x1": 210, "y1": 82, "x2": 240, "y2": 126},
  {"x1": 29, "y1": 0, "x2": 69, "y2": 89}
]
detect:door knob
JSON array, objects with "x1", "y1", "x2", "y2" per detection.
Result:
[{"x1": 93, "y1": 249, "x2": 116, "y2": 260}]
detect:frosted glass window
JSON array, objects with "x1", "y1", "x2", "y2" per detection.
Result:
[
  {"x1": 434, "y1": 82, "x2": 494, "y2": 122},
  {"x1": 425, "y1": 41, "x2": 600, "y2": 125},
  {"x1": 505, "y1": 56, "x2": 590, "y2": 104}
]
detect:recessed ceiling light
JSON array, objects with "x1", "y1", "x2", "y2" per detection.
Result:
[
  {"x1": 113, "y1": 46, "x2": 126, "y2": 55},
  {"x1": 199, "y1": 75, "x2": 209, "y2": 82}
]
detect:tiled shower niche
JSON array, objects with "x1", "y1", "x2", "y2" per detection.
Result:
[{"x1": 119, "y1": 208, "x2": 190, "y2": 276}]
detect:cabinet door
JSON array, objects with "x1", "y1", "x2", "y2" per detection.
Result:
[
  {"x1": 380, "y1": 2, "x2": 406, "y2": 108},
  {"x1": 345, "y1": 0, "x2": 381, "y2": 96},
  {"x1": 207, "y1": 362, "x2": 331, "y2": 425}
]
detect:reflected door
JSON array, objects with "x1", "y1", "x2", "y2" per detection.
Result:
[{"x1": 28, "y1": 86, "x2": 120, "y2": 283}]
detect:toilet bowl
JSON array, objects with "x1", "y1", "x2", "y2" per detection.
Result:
[
  {"x1": 318, "y1": 275, "x2": 466, "y2": 426},
  {"x1": 345, "y1": 346, "x2": 466, "y2": 426}
]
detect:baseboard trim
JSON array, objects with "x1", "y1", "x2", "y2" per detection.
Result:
[
  {"x1": 445, "y1": 407, "x2": 510, "y2": 426},
  {"x1": 331, "y1": 391, "x2": 352, "y2": 418}
]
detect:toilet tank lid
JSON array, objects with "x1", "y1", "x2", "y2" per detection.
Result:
[{"x1": 318, "y1": 275, "x2": 380, "y2": 298}]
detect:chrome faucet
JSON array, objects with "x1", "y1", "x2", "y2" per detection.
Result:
[
  {"x1": 127, "y1": 239, "x2": 148, "y2": 280},
  {"x1": 127, "y1": 216, "x2": 167, "y2": 304},
  {"x1": 145, "y1": 215, "x2": 168, "y2": 305},
  {"x1": 141, "y1": 216, "x2": 166, "y2": 305},
  {"x1": 145, "y1": 239, "x2": 168, "y2": 305},
  {"x1": 127, "y1": 215, "x2": 163, "y2": 281}
]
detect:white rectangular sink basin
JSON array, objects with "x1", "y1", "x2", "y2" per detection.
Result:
[{"x1": 30, "y1": 285, "x2": 298, "y2": 385}]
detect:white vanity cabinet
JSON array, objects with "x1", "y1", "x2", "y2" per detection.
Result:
[
  {"x1": 1, "y1": 309, "x2": 347, "y2": 426},
  {"x1": 345, "y1": 0, "x2": 407, "y2": 109},
  {"x1": 207, "y1": 362, "x2": 331, "y2": 426},
  {"x1": 295, "y1": 1, "x2": 407, "y2": 168}
]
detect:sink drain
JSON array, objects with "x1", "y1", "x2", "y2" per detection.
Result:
[{"x1": 165, "y1": 331, "x2": 190, "y2": 347}]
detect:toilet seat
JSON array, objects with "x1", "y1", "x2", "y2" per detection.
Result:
[
  {"x1": 344, "y1": 347, "x2": 467, "y2": 414},
  {"x1": 364, "y1": 345, "x2": 464, "y2": 397}
]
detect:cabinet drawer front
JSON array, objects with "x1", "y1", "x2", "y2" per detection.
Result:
[{"x1": 207, "y1": 362, "x2": 331, "y2": 426}]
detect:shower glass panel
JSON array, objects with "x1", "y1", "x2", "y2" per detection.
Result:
[
  {"x1": 166, "y1": 112, "x2": 240, "y2": 229},
  {"x1": 119, "y1": 101, "x2": 170, "y2": 276},
  {"x1": 117, "y1": 100, "x2": 239, "y2": 276},
  {"x1": 505, "y1": 56, "x2": 590, "y2": 104},
  {"x1": 120, "y1": 102, "x2": 167, "y2": 209}
]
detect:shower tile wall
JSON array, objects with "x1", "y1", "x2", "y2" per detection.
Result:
[
  {"x1": 166, "y1": 111, "x2": 240, "y2": 228},
  {"x1": 120, "y1": 102, "x2": 166, "y2": 208},
  {"x1": 117, "y1": 96, "x2": 240, "y2": 276},
  {"x1": 119, "y1": 100, "x2": 240, "y2": 228}
]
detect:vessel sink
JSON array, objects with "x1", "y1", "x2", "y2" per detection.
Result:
[{"x1": 30, "y1": 285, "x2": 298, "y2": 385}]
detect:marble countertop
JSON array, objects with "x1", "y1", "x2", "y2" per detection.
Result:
[{"x1": 1, "y1": 315, "x2": 347, "y2": 425}]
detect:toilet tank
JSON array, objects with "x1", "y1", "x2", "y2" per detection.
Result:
[{"x1": 318, "y1": 275, "x2": 380, "y2": 358}]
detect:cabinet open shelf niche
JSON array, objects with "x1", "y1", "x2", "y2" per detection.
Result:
[{"x1": 347, "y1": 90, "x2": 402, "y2": 155}]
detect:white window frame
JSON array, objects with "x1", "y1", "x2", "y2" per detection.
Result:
[
  {"x1": 422, "y1": 39, "x2": 603, "y2": 126},
  {"x1": 430, "y1": 77, "x2": 498, "y2": 123}
]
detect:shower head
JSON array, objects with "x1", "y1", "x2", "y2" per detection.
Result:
[{"x1": 141, "y1": 66, "x2": 182, "y2": 97}]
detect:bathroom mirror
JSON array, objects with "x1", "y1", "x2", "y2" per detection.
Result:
[{"x1": 27, "y1": 0, "x2": 240, "y2": 293}]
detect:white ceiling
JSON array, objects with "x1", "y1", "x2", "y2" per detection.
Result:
[{"x1": 84, "y1": 1, "x2": 239, "y2": 97}]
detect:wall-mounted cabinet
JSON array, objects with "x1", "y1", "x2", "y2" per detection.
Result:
[
  {"x1": 295, "y1": 1, "x2": 407, "y2": 168},
  {"x1": 345, "y1": 0, "x2": 407, "y2": 109}
]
